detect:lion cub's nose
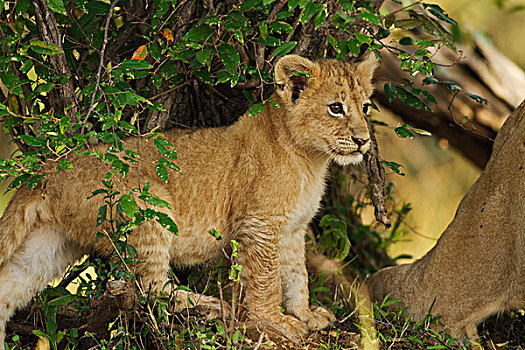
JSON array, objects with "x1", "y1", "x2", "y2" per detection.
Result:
[{"x1": 352, "y1": 136, "x2": 369, "y2": 147}]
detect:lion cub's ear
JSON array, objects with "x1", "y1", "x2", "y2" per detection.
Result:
[
  {"x1": 274, "y1": 55, "x2": 319, "y2": 104},
  {"x1": 353, "y1": 52, "x2": 380, "y2": 84}
]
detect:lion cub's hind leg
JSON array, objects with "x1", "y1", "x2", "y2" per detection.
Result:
[
  {"x1": 129, "y1": 225, "x2": 229, "y2": 321},
  {"x1": 0, "y1": 225, "x2": 84, "y2": 347}
]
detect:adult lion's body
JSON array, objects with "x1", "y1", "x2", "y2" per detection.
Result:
[{"x1": 0, "y1": 55, "x2": 378, "y2": 345}]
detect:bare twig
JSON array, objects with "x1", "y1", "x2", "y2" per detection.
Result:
[
  {"x1": 253, "y1": 331, "x2": 266, "y2": 350},
  {"x1": 81, "y1": 0, "x2": 119, "y2": 134},
  {"x1": 268, "y1": 0, "x2": 287, "y2": 21}
]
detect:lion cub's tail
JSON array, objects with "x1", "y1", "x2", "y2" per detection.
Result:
[{"x1": 0, "y1": 189, "x2": 52, "y2": 268}]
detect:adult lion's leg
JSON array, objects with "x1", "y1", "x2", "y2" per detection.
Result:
[
  {"x1": 280, "y1": 227, "x2": 335, "y2": 331},
  {"x1": 237, "y1": 218, "x2": 307, "y2": 334}
]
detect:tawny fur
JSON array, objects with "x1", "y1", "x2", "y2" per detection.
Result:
[
  {"x1": 366, "y1": 100, "x2": 525, "y2": 342},
  {"x1": 0, "y1": 54, "x2": 379, "y2": 345}
]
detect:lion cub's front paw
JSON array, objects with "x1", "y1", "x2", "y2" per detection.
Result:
[
  {"x1": 278, "y1": 313, "x2": 309, "y2": 335},
  {"x1": 297, "y1": 306, "x2": 336, "y2": 331}
]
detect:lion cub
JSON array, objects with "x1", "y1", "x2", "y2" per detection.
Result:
[{"x1": 0, "y1": 54, "x2": 379, "y2": 345}]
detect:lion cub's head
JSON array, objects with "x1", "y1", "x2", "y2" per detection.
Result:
[{"x1": 274, "y1": 54, "x2": 379, "y2": 165}]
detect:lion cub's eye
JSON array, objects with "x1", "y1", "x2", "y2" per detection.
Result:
[
  {"x1": 328, "y1": 103, "x2": 345, "y2": 117},
  {"x1": 362, "y1": 103, "x2": 372, "y2": 116}
]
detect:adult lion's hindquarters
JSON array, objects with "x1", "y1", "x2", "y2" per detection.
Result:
[{"x1": 366, "y1": 100, "x2": 525, "y2": 341}]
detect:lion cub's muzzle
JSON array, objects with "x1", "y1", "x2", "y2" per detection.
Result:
[{"x1": 333, "y1": 137, "x2": 370, "y2": 156}]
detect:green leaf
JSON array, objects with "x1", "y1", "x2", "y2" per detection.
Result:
[
  {"x1": 355, "y1": 32, "x2": 372, "y2": 44},
  {"x1": 29, "y1": 41, "x2": 64, "y2": 55},
  {"x1": 85, "y1": 1, "x2": 110, "y2": 15},
  {"x1": 276, "y1": 10, "x2": 293, "y2": 19},
  {"x1": 218, "y1": 43, "x2": 240, "y2": 74},
  {"x1": 155, "y1": 162, "x2": 168, "y2": 183},
  {"x1": 121, "y1": 59, "x2": 153, "y2": 70},
  {"x1": 15, "y1": 0, "x2": 30, "y2": 13},
  {"x1": 358, "y1": 9, "x2": 381, "y2": 26},
  {"x1": 150, "y1": 43, "x2": 161, "y2": 60},
  {"x1": 183, "y1": 23, "x2": 214, "y2": 43},
  {"x1": 97, "y1": 204, "x2": 107, "y2": 226},
  {"x1": 269, "y1": 21, "x2": 293, "y2": 34},
  {"x1": 159, "y1": 157, "x2": 182, "y2": 174},
  {"x1": 314, "y1": 8, "x2": 327, "y2": 29},
  {"x1": 423, "y1": 4, "x2": 457, "y2": 25},
  {"x1": 195, "y1": 47, "x2": 213, "y2": 68},
  {"x1": 156, "y1": 212, "x2": 178, "y2": 234},
  {"x1": 376, "y1": 27, "x2": 390, "y2": 40},
  {"x1": 7, "y1": 174, "x2": 30, "y2": 190},
  {"x1": 240, "y1": 0, "x2": 261, "y2": 12},
  {"x1": 384, "y1": 82, "x2": 396, "y2": 102},
  {"x1": 259, "y1": 22, "x2": 268, "y2": 39},
  {"x1": 394, "y1": 124, "x2": 415, "y2": 138},
  {"x1": 394, "y1": 19, "x2": 423, "y2": 30},
  {"x1": 399, "y1": 37, "x2": 414, "y2": 45},
  {"x1": 208, "y1": 229, "x2": 222, "y2": 240},
  {"x1": 47, "y1": 294, "x2": 77, "y2": 307},
  {"x1": 422, "y1": 76, "x2": 438, "y2": 85},
  {"x1": 0, "y1": 71, "x2": 23, "y2": 95},
  {"x1": 20, "y1": 135, "x2": 46, "y2": 146},
  {"x1": 120, "y1": 194, "x2": 139, "y2": 217},
  {"x1": 381, "y1": 161, "x2": 405, "y2": 176},
  {"x1": 465, "y1": 92, "x2": 488, "y2": 105},
  {"x1": 225, "y1": 12, "x2": 248, "y2": 31},
  {"x1": 258, "y1": 35, "x2": 280, "y2": 46},
  {"x1": 414, "y1": 48, "x2": 430, "y2": 56},
  {"x1": 273, "y1": 41, "x2": 297, "y2": 57},
  {"x1": 154, "y1": 137, "x2": 177, "y2": 159},
  {"x1": 440, "y1": 80, "x2": 462, "y2": 91},
  {"x1": 318, "y1": 214, "x2": 351, "y2": 260},
  {"x1": 21, "y1": 59, "x2": 34, "y2": 73},
  {"x1": 301, "y1": 2, "x2": 323, "y2": 24},
  {"x1": 48, "y1": 0, "x2": 67, "y2": 15},
  {"x1": 384, "y1": 83, "x2": 432, "y2": 112},
  {"x1": 248, "y1": 103, "x2": 265, "y2": 116},
  {"x1": 140, "y1": 191, "x2": 172, "y2": 208},
  {"x1": 347, "y1": 39, "x2": 360, "y2": 56},
  {"x1": 288, "y1": 0, "x2": 300, "y2": 11},
  {"x1": 34, "y1": 82, "x2": 55, "y2": 93}
]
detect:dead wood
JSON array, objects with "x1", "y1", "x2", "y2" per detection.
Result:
[{"x1": 86, "y1": 280, "x2": 136, "y2": 338}]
